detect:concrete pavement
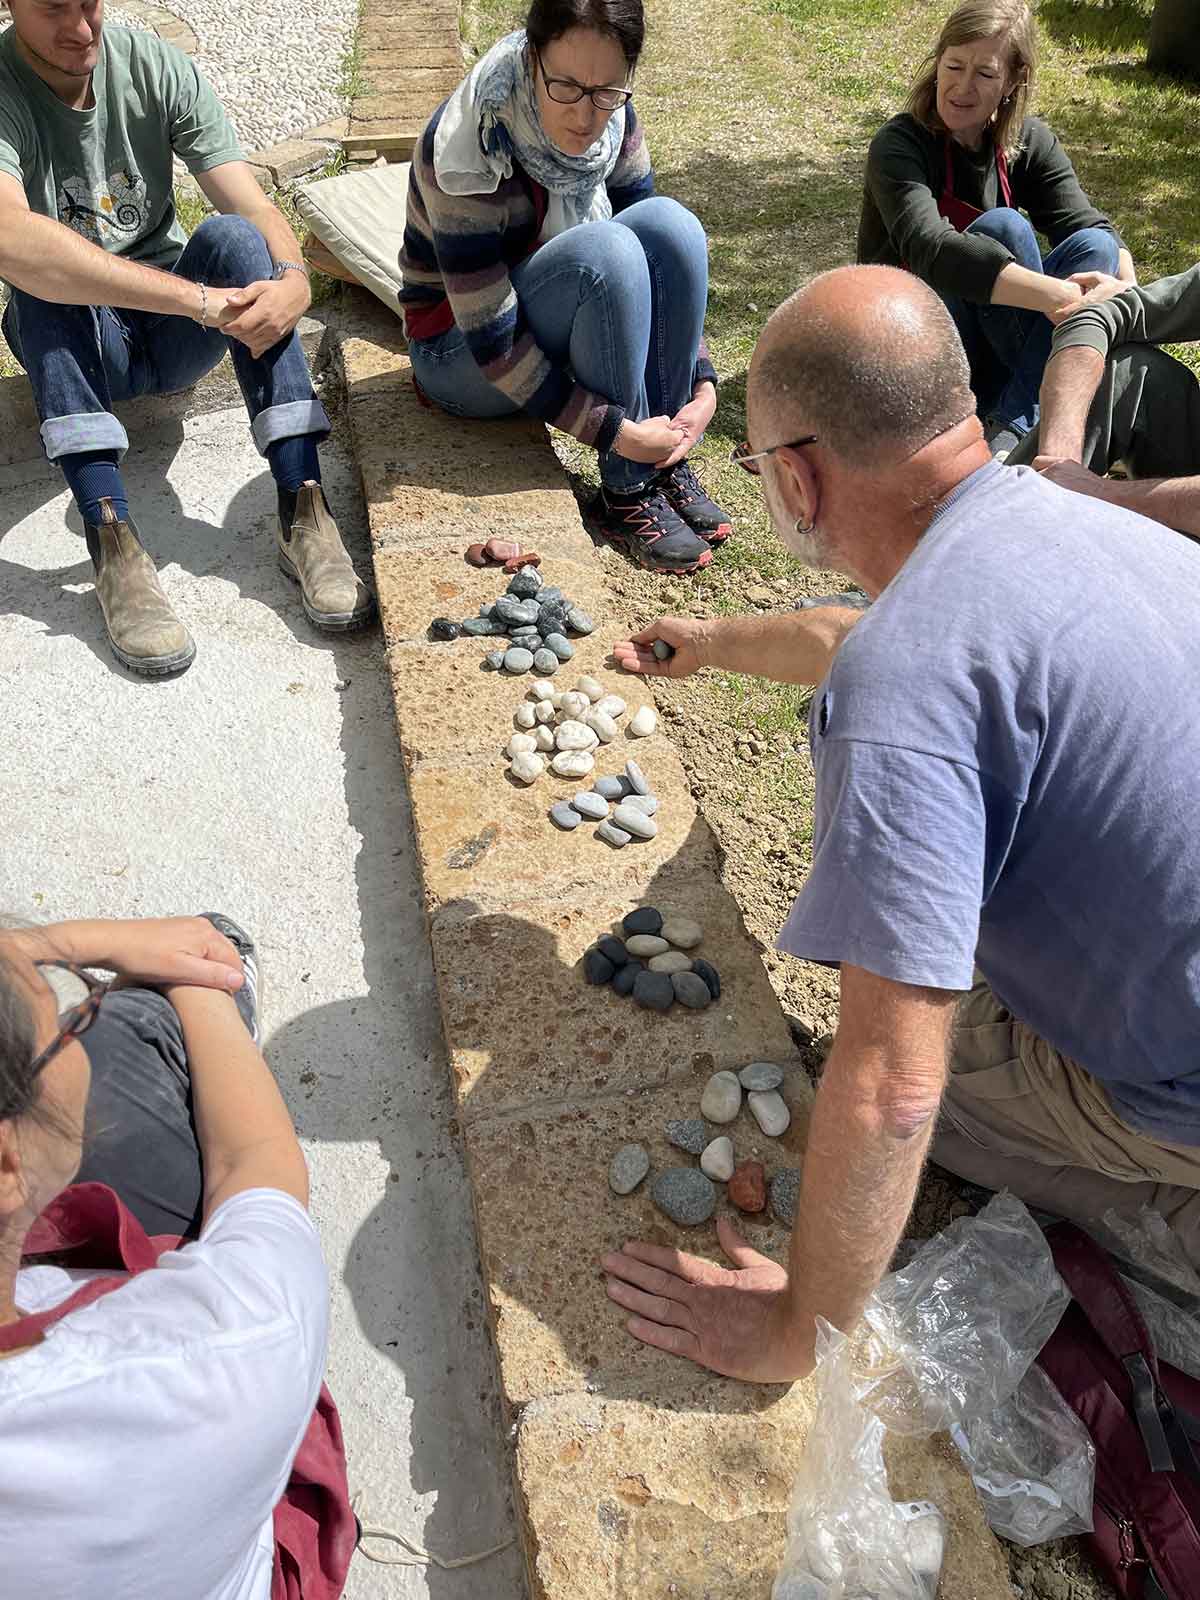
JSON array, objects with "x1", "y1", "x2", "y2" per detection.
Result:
[{"x1": 0, "y1": 387, "x2": 524, "y2": 1599}]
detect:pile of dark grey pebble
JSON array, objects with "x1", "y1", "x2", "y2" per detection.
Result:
[
  {"x1": 584, "y1": 905, "x2": 719, "y2": 1012},
  {"x1": 429, "y1": 565, "x2": 596, "y2": 676}
]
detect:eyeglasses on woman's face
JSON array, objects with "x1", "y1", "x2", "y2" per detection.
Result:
[
  {"x1": 29, "y1": 961, "x2": 112, "y2": 1076},
  {"x1": 534, "y1": 50, "x2": 633, "y2": 111},
  {"x1": 730, "y1": 435, "x2": 819, "y2": 476}
]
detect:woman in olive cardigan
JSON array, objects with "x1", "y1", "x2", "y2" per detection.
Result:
[{"x1": 859, "y1": 0, "x2": 1133, "y2": 452}]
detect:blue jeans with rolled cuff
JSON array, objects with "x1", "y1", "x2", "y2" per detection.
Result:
[
  {"x1": 939, "y1": 207, "x2": 1122, "y2": 437},
  {"x1": 2, "y1": 213, "x2": 329, "y2": 465},
  {"x1": 409, "y1": 195, "x2": 710, "y2": 494}
]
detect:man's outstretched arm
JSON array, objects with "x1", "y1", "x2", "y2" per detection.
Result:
[
  {"x1": 613, "y1": 604, "x2": 863, "y2": 688},
  {"x1": 601, "y1": 966, "x2": 956, "y2": 1383}
]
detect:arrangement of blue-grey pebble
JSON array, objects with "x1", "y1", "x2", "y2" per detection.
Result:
[
  {"x1": 584, "y1": 905, "x2": 717, "y2": 1010},
  {"x1": 506, "y1": 674, "x2": 660, "y2": 799},
  {"x1": 607, "y1": 1054, "x2": 802, "y2": 1228},
  {"x1": 429, "y1": 564, "x2": 597, "y2": 674}
]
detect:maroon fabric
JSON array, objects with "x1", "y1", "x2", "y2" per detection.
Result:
[
  {"x1": 1037, "y1": 1223, "x2": 1200, "y2": 1599},
  {"x1": 4, "y1": 1182, "x2": 356, "y2": 1600},
  {"x1": 937, "y1": 137, "x2": 1014, "y2": 233}
]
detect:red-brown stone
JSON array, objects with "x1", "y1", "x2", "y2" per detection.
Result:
[
  {"x1": 465, "y1": 542, "x2": 489, "y2": 567},
  {"x1": 503, "y1": 551, "x2": 542, "y2": 573},
  {"x1": 484, "y1": 537, "x2": 521, "y2": 562},
  {"x1": 728, "y1": 1160, "x2": 766, "y2": 1214}
]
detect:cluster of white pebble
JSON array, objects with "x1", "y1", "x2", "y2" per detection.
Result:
[{"x1": 505, "y1": 676, "x2": 658, "y2": 787}]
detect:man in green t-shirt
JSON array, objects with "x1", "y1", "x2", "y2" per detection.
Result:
[{"x1": 0, "y1": 0, "x2": 374, "y2": 676}]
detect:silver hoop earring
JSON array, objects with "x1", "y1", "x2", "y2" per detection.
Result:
[{"x1": 794, "y1": 518, "x2": 815, "y2": 536}]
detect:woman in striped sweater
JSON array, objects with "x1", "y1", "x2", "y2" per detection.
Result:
[{"x1": 399, "y1": 0, "x2": 729, "y2": 575}]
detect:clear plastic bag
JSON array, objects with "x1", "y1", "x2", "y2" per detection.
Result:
[
  {"x1": 949, "y1": 1362, "x2": 1094, "y2": 1546},
  {"x1": 772, "y1": 1322, "x2": 946, "y2": 1600}
]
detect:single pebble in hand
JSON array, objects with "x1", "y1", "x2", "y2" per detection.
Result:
[
  {"x1": 625, "y1": 934, "x2": 669, "y2": 957},
  {"x1": 700, "y1": 1070, "x2": 742, "y2": 1124},
  {"x1": 748, "y1": 1089, "x2": 791, "y2": 1137},
  {"x1": 700, "y1": 1135, "x2": 735, "y2": 1182},
  {"x1": 556, "y1": 720, "x2": 598, "y2": 751},
  {"x1": 514, "y1": 702, "x2": 538, "y2": 730},
  {"x1": 652, "y1": 639, "x2": 675, "y2": 661},
  {"x1": 510, "y1": 752, "x2": 545, "y2": 784},
  {"x1": 571, "y1": 791, "x2": 609, "y2": 820},
  {"x1": 596, "y1": 817, "x2": 631, "y2": 848},
  {"x1": 624, "y1": 759, "x2": 650, "y2": 795},
  {"x1": 550, "y1": 801, "x2": 583, "y2": 831},
  {"x1": 595, "y1": 694, "x2": 626, "y2": 720},
  {"x1": 507, "y1": 733, "x2": 537, "y2": 758},
  {"x1": 628, "y1": 705, "x2": 658, "y2": 738},
  {"x1": 576, "y1": 676, "x2": 604, "y2": 703},
  {"x1": 533, "y1": 724, "x2": 556, "y2": 751},
  {"x1": 551, "y1": 749, "x2": 595, "y2": 779},
  {"x1": 585, "y1": 709, "x2": 619, "y2": 744},
  {"x1": 611, "y1": 802, "x2": 658, "y2": 840},
  {"x1": 529, "y1": 679, "x2": 557, "y2": 701}
]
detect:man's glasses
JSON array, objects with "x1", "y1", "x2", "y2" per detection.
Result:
[
  {"x1": 29, "y1": 961, "x2": 112, "y2": 1076},
  {"x1": 535, "y1": 52, "x2": 633, "y2": 110},
  {"x1": 731, "y1": 435, "x2": 819, "y2": 476}
]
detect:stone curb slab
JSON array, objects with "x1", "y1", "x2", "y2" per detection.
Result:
[
  {"x1": 515, "y1": 1385, "x2": 1013, "y2": 1600},
  {"x1": 431, "y1": 870, "x2": 801, "y2": 1123}
]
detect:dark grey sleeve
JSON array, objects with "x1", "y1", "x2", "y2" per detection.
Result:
[
  {"x1": 864, "y1": 120, "x2": 1014, "y2": 303},
  {"x1": 1051, "y1": 265, "x2": 1200, "y2": 359}
]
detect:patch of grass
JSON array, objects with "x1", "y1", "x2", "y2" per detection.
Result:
[
  {"x1": 460, "y1": 0, "x2": 520, "y2": 60},
  {"x1": 338, "y1": 0, "x2": 367, "y2": 107}
]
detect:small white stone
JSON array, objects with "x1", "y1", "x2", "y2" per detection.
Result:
[
  {"x1": 556, "y1": 719, "x2": 598, "y2": 751},
  {"x1": 534, "y1": 701, "x2": 557, "y2": 725},
  {"x1": 507, "y1": 733, "x2": 537, "y2": 758},
  {"x1": 550, "y1": 691, "x2": 565, "y2": 710},
  {"x1": 514, "y1": 703, "x2": 538, "y2": 730},
  {"x1": 559, "y1": 691, "x2": 590, "y2": 721},
  {"x1": 533, "y1": 724, "x2": 556, "y2": 751},
  {"x1": 700, "y1": 1070, "x2": 742, "y2": 1124},
  {"x1": 700, "y1": 1136, "x2": 735, "y2": 1182},
  {"x1": 629, "y1": 705, "x2": 658, "y2": 738},
  {"x1": 530, "y1": 679, "x2": 557, "y2": 701},
  {"x1": 611, "y1": 802, "x2": 658, "y2": 840},
  {"x1": 595, "y1": 694, "x2": 627, "y2": 719},
  {"x1": 510, "y1": 752, "x2": 546, "y2": 784},
  {"x1": 661, "y1": 916, "x2": 703, "y2": 950},
  {"x1": 748, "y1": 1089, "x2": 791, "y2": 1137},
  {"x1": 585, "y1": 709, "x2": 619, "y2": 744},
  {"x1": 576, "y1": 676, "x2": 604, "y2": 703},
  {"x1": 551, "y1": 749, "x2": 595, "y2": 778}
]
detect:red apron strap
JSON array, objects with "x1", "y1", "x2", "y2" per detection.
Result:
[
  {"x1": 937, "y1": 134, "x2": 1013, "y2": 234},
  {"x1": 995, "y1": 141, "x2": 1013, "y2": 208}
]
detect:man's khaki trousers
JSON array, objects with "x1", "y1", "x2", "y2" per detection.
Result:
[{"x1": 932, "y1": 980, "x2": 1200, "y2": 1269}]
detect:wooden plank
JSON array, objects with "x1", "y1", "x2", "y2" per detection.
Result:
[{"x1": 340, "y1": 132, "x2": 418, "y2": 156}]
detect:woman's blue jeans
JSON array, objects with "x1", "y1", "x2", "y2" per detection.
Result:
[
  {"x1": 408, "y1": 196, "x2": 709, "y2": 493},
  {"x1": 940, "y1": 208, "x2": 1121, "y2": 437}
]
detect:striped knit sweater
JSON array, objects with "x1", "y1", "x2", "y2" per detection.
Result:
[{"x1": 399, "y1": 98, "x2": 717, "y2": 453}]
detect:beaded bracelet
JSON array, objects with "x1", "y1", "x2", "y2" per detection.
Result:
[{"x1": 195, "y1": 281, "x2": 208, "y2": 327}]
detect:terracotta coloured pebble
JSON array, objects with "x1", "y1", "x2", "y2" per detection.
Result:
[
  {"x1": 624, "y1": 759, "x2": 650, "y2": 796},
  {"x1": 652, "y1": 1168, "x2": 716, "y2": 1226},
  {"x1": 551, "y1": 802, "x2": 583, "y2": 832},
  {"x1": 465, "y1": 542, "x2": 489, "y2": 567},
  {"x1": 648, "y1": 951, "x2": 692, "y2": 975},
  {"x1": 609, "y1": 1144, "x2": 650, "y2": 1196},
  {"x1": 484, "y1": 537, "x2": 521, "y2": 562},
  {"x1": 691, "y1": 959, "x2": 722, "y2": 1000},
  {"x1": 728, "y1": 1160, "x2": 767, "y2": 1214},
  {"x1": 672, "y1": 972, "x2": 713, "y2": 1009},
  {"x1": 625, "y1": 934, "x2": 669, "y2": 957},
  {"x1": 596, "y1": 818, "x2": 631, "y2": 848},
  {"x1": 771, "y1": 1168, "x2": 802, "y2": 1225},
  {"x1": 665, "y1": 1118, "x2": 707, "y2": 1155},
  {"x1": 622, "y1": 906, "x2": 663, "y2": 936},
  {"x1": 502, "y1": 551, "x2": 541, "y2": 574},
  {"x1": 633, "y1": 969, "x2": 674, "y2": 1011},
  {"x1": 612, "y1": 961, "x2": 640, "y2": 996}
]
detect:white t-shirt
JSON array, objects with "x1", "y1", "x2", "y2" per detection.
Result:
[{"x1": 0, "y1": 1188, "x2": 329, "y2": 1600}]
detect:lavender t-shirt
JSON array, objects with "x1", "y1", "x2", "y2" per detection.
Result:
[{"x1": 779, "y1": 460, "x2": 1200, "y2": 1144}]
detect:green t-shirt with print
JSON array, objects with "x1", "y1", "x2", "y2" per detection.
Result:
[{"x1": 0, "y1": 24, "x2": 242, "y2": 270}]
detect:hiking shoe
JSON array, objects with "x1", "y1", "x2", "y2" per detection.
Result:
[
  {"x1": 84, "y1": 499, "x2": 196, "y2": 677},
  {"x1": 199, "y1": 911, "x2": 261, "y2": 1044},
  {"x1": 277, "y1": 482, "x2": 375, "y2": 631},
  {"x1": 586, "y1": 484, "x2": 713, "y2": 575},
  {"x1": 658, "y1": 460, "x2": 732, "y2": 545}
]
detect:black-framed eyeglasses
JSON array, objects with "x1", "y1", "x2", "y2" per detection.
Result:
[
  {"x1": 533, "y1": 49, "x2": 633, "y2": 110},
  {"x1": 731, "y1": 435, "x2": 820, "y2": 476},
  {"x1": 29, "y1": 961, "x2": 112, "y2": 1076}
]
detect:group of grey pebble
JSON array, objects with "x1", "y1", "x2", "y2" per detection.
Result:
[
  {"x1": 610, "y1": 1060, "x2": 802, "y2": 1228},
  {"x1": 585, "y1": 905, "x2": 719, "y2": 1011},
  {"x1": 431, "y1": 565, "x2": 598, "y2": 678}
]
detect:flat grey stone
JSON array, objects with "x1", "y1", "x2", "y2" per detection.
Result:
[
  {"x1": 544, "y1": 633, "x2": 574, "y2": 660},
  {"x1": 632, "y1": 969, "x2": 674, "y2": 1011},
  {"x1": 652, "y1": 1168, "x2": 716, "y2": 1227},
  {"x1": 484, "y1": 650, "x2": 506, "y2": 671},
  {"x1": 609, "y1": 1144, "x2": 650, "y2": 1196},
  {"x1": 532, "y1": 649, "x2": 560, "y2": 675},
  {"x1": 461, "y1": 616, "x2": 507, "y2": 637},
  {"x1": 536, "y1": 586, "x2": 564, "y2": 605},
  {"x1": 495, "y1": 596, "x2": 539, "y2": 626},
  {"x1": 596, "y1": 819, "x2": 631, "y2": 848},
  {"x1": 739, "y1": 1062, "x2": 785, "y2": 1091},
  {"x1": 611, "y1": 802, "x2": 658, "y2": 841},
  {"x1": 550, "y1": 801, "x2": 582, "y2": 831},
  {"x1": 622, "y1": 793, "x2": 658, "y2": 816},
  {"x1": 665, "y1": 1118, "x2": 708, "y2": 1155},
  {"x1": 770, "y1": 1168, "x2": 802, "y2": 1226},
  {"x1": 700, "y1": 1070, "x2": 741, "y2": 1123},
  {"x1": 673, "y1": 971, "x2": 714, "y2": 1010},
  {"x1": 625, "y1": 933, "x2": 669, "y2": 957},
  {"x1": 748, "y1": 1089, "x2": 791, "y2": 1137},
  {"x1": 566, "y1": 607, "x2": 596, "y2": 635},
  {"x1": 692, "y1": 958, "x2": 721, "y2": 999},
  {"x1": 502, "y1": 648, "x2": 534, "y2": 674},
  {"x1": 647, "y1": 950, "x2": 692, "y2": 975},
  {"x1": 571, "y1": 791, "x2": 609, "y2": 820},
  {"x1": 594, "y1": 776, "x2": 628, "y2": 801},
  {"x1": 624, "y1": 759, "x2": 649, "y2": 795}
]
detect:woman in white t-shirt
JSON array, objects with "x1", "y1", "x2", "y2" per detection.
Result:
[{"x1": 0, "y1": 913, "x2": 331, "y2": 1600}]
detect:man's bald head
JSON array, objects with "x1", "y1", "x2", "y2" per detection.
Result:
[{"x1": 748, "y1": 267, "x2": 975, "y2": 467}]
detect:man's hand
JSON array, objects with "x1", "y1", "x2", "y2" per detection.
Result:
[
  {"x1": 602, "y1": 1215, "x2": 812, "y2": 1383},
  {"x1": 612, "y1": 616, "x2": 709, "y2": 677},
  {"x1": 1033, "y1": 455, "x2": 1113, "y2": 503},
  {"x1": 656, "y1": 382, "x2": 718, "y2": 469},
  {"x1": 217, "y1": 275, "x2": 310, "y2": 358},
  {"x1": 1047, "y1": 271, "x2": 1127, "y2": 324}
]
